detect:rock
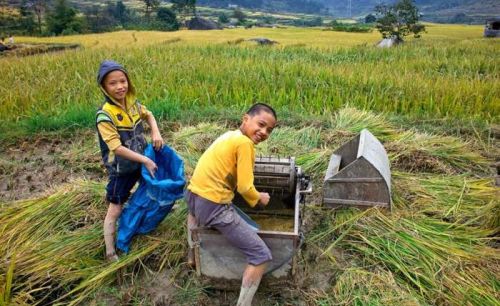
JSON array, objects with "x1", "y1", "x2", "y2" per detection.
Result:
[
  {"x1": 186, "y1": 17, "x2": 221, "y2": 30},
  {"x1": 247, "y1": 37, "x2": 278, "y2": 45},
  {"x1": 377, "y1": 36, "x2": 402, "y2": 48}
]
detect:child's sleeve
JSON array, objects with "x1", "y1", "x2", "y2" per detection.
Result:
[
  {"x1": 97, "y1": 122, "x2": 122, "y2": 151},
  {"x1": 138, "y1": 103, "x2": 153, "y2": 120},
  {"x1": 236, "y1": 142, "x2": 260, "y2": 207}
]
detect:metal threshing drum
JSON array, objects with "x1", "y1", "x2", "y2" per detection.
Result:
[{"x1": 253, "y1": 156, "x2": 297, "y2": 205}]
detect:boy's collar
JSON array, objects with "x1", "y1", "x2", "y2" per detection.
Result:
[{"x1": 236, "y1": 128, "x2": 254, "y2": 143}]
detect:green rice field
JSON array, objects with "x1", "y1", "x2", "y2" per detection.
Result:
[{"x1": 1, "y1": 24, "x2": 498, "y2": 138}]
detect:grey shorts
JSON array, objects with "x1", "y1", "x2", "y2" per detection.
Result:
[{"x1": 185, "y1": 190, "x2": 272, "y2": 266}]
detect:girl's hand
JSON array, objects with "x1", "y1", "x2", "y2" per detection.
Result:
[
  {"x1": 151, "y1": 131, "x2": 164, "y2": 151},
  {"x1": 143, "y1": 157, "x2": 158, "y2": 178}
]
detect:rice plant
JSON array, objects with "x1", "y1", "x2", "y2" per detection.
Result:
[
  {"x1": 1, "y1": 25, "x2": 498, "y2": 139},
  {"x1": 308, "y1": 171, "x2": 499, "y2": 306},
  {"x1": 387, "y1": 130, "x2": 491, "y2": 174},
  {"x1": 329, "y1": 107, "x2": 399, "y2": 141},
  {"x1": 0, "y1": 181, "x2": 187, "y2": 305},
  {"x1": 257, "y1": 126, "x2": 323, "y2": 156}
]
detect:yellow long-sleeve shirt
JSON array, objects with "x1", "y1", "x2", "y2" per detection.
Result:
[{"x1": 187, "y1": 129, "x2": 260, "y2": 207}]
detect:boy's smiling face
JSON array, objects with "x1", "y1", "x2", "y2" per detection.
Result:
[
  {"x1": 240, "y1": 110, "x2": 277, "y2": 144},
  {"x1": 103, "y1": 70, "x2": 128, "y2": 104}
]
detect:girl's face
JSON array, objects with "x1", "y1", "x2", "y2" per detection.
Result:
[{"x1": 103, "y1": 70, "x2": 128, "y2": 104}]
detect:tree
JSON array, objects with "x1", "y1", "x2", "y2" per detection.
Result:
[
  {"x1": 232, "y1": 8, "x2": 245, "y2": 23},
  {"x1": 84, "y1": 4, "x2": 115, "y2": 33},
  {"x1": 27, "y1": 0, "x2": 48, "y2": 34},
  {"x1": 20, "y1": 0, "x2": 37, "y2": 34},
  {"x1": 113, "y1": 1, "x2": 130, "y2": 25},
  {"x1": 84, "y1": 5, "x2": 101, "y2": 33},
  {"x1": 156, "y1": 7, "x2": 179, "y2": 31},
  {"x1": 375, "y1": 0, "x2": 425, "y2": 41},
  {"x1": 142, "y1": 0, "x2": 159, "y2": 22},
  {"x1": 171, "y1": 0, "x2": 196, "y2": 17},
  {"x1": 365, "y1": 13, "x2": 376, "y2": 24},
  {"x1": 46, "y1": 0, "x2": 81, "y2": 35},
  {"x1": 218, "y1": 12, "x2": 228, "y2": 24},
  {"x1": 0, "y1": 5, "x2": 21, "y2": 35}
]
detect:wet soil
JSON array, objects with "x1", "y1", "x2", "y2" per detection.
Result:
[{"x1": 0, "y1": 130, "x2": 104, "y2": 202}]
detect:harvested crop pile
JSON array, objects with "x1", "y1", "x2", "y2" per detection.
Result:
[{"x1": 1, "y1": 108, "x2": 498, "y2": 305}]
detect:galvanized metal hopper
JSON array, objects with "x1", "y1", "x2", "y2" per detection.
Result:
[
  {"x1": 323, "y1": 129, "x2": 391, "y2": 209},
  {"x1": 191, "y1": 156, "x2": 311, "y2": 285}
]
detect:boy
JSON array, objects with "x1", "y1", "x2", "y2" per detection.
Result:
[
  {"x1": 185, "y1": 103, "x2": 277, "y2": 306},
  {"x1": 95, "y1": 60, "x2": 164, "y2": 261}
]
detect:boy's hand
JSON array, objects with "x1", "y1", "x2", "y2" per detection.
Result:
[
  {"x1": 151, "y1": 131, "x2": 164, "y2": 151},
  {"x1": 143, "y1": 157, "x2": 158, "y2": 178},
  {"x1": 258, "y1": 192, "x2": 270, "y2": 206}
]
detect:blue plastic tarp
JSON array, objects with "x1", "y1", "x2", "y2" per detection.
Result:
[{"x1": 117, "y1": 144, "x2": 185, "y2": 253}]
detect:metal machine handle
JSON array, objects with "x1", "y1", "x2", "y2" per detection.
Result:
[
  {"x1": 299, "y1": 176, "x2": 312, "y2": 194},
  {"x1": 299, "y1": 181, "x2": 312, "y2": 194}
]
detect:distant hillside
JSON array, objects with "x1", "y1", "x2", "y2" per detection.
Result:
[
  {"x1": 416, "y1": 0, "x2": 500, "y2": 23},
  {"x1": 2, "y1": 0, "x2": 326, "y2": 15},
  {"x1": 3, "y1": 0, "x2": 499, "y2": 24},
  {"x1": 196, "y1": 0, "x2": 326, "y2": 15},
  {"x1": 315, "y1": 0, "x2": 499, "y2": 23},
  {"x1": 197, "y1": 0, "x2": 499, "y2": 23}
]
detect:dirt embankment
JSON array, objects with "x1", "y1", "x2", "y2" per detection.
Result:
[{"x1": 0, "y1": 43, "x2": 80, "y2": 57}]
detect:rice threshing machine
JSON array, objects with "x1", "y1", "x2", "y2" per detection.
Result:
[
  {"x1": 191, "y1": 156, "x2": 312, "y2": 285},
  {"x1": 191, "y1": 129, "x2": 391, "y2": 285}
]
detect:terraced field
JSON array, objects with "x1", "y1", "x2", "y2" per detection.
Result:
[{"x1": 0, "y1": 24, "x2": 498, "y2": 305}]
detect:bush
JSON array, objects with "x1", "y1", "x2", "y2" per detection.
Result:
[
  {"x1": 329, "y1": 20, "x2": 373, "y2": 33},
  {"x1": 449, "y1": 13, "x2": 473, "y2": 24},
  {"x1": 293, "y1": 17, "x2": 323, "y2": 27},
  {"x1": 232, "y1": 9, "x2": 246, "y2": 22},
  {"x1": 61, "y1": 28, "x2": 78, "y2": 35},
  {"x1": 260, "y1": 15, "x2": 276, "y2": 24}
]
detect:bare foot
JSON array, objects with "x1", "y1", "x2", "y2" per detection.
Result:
[{"x1": 106, "y1": 252, "x2": 119, "y2": 262}]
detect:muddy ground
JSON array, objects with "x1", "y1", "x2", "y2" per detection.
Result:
[
  {"x1": 0, "y1": 130, "x2": 104, "y2": 202},
  {"x1": 2, "y1": 123, "x2": 498, "y2": 202}
]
